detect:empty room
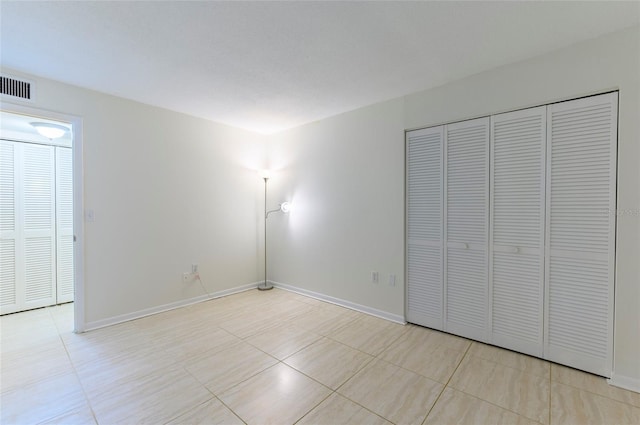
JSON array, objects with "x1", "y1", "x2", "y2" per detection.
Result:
[{"x1": 0, "y1": 1, "x2": 639, "y2": 424}]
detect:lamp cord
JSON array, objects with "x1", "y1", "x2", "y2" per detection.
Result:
[{"x1": 192, "y1": 272, "x2": 214, "y2": 299}]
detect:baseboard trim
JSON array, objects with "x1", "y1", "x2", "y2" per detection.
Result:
[
  {"x1": 608, "y1": 373, "x2": 640, "y2": 393},
  {"x1": 83, "y1": 281, "x2": 260, "y2": 332},
  {"x1": 271, "y1": 280, "x2": 406, "y2": 324}
]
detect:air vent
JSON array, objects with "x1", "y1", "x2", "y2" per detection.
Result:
[{"x1": 1, "y1": 75, "x2": 34, "y2": 101}]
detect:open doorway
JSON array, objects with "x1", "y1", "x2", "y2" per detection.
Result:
[{"x1": 0, "y1": 107, "x2": 84, "y2": 332}]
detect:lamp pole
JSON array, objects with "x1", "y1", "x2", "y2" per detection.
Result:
[{"x1": 260, "y1": 177, "x2": 273, "y2": 290}]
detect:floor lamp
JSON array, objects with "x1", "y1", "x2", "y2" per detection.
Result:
[{"x1": 260, "y1": 175, "x2": 290, "y2": 291}]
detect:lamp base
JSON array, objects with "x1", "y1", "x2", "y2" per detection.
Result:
[{"x1": 258, "y1": 283, "x2": 273, "y2": 291}]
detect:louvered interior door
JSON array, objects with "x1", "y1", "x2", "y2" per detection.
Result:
[
  {"x1": 56, "y1": 147, "x2": 74, "y2": 303},
  {"x1": 490, "y1": 107, "x2": 546, "y2": 357},
  {"x1": 545, "y1": 92, "x2": 617, "y2": 377},
  {"x1": 406, "y1": 126, "x2": 444, "y2": 330},
  {"x1": 445, "y1": 117, "x2": 490, "y2": 341},
  {"x1": 0, "y1": 141, "x2": 18, "y2": 312},
  {"x1": 0, "y1": 141, "x2": 56, "y2": 314}
]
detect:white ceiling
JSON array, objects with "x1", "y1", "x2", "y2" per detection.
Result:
[{"x1": 1, "y1": 1, "x2": 638, "y2": 134}]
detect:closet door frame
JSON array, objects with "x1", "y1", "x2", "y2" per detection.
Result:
[{"x1": 1, "y1": 102, "x2": 85, "y2": 332}]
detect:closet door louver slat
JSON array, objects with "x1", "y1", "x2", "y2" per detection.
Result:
[
  {"x1": 445, "y1": 117, "x2": 490, "y2": 341},
  {"x1": 406, "y1": 126, "x2": 444, "y2": 329},
  {"x1": 490, "y1": 107, "x2": 546, "y2": 357},
  {"x1": 545, "y1": 92, "x2": 617, "y2": 377}
]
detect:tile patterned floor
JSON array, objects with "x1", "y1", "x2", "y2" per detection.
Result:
[{"x1": 1, "y1": 288, "x2": 639, "y2": 424}]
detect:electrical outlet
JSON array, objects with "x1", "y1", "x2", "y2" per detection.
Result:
[
  {"x1": 389, "y1": 274, "x2": 396, "y2": 286},
  {"x1": 182, "y1": 272, "x2": 190, "y2": 283},
  {"x1": 371, "y1": 271, "x2": 379, "y2": 283},
  {"x1": 191, "y1": 264, "x2": 198, "y2": 273}
]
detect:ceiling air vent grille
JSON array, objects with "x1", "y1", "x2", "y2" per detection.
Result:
[{"x1": 1, "y1": 75, "x2": 34, "y2": 101}]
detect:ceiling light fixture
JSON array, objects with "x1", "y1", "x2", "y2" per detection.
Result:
[{"x1": 30, "y1": 122, "x2": 68, "y2": 139}]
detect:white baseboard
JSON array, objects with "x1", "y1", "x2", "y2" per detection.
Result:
[
  {"x1": 83, "y1": 281, "x2": 260, "y2": 332},
  {"x1": 271, "y1": 280, "x2": 406, "y2": 325},
  {"x1": 608, "y1": 373, "x2": 640, "y2": 393}
]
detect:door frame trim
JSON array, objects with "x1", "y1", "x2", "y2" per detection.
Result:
[{"x1": 1, "y1": 103, "x2": 85, "y2": 332}]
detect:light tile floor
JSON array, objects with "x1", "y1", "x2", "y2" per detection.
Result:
[{"x1": 1, "y1": 288, "x2": 639, "y2": 425}]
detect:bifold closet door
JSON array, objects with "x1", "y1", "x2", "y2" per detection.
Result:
[
  {"x1": 56, "y1": 147, "x2": 74, "y2": 303},
  {"x1": 490, "y1": 107, "x2": 546, "y2": 357},
  {"x1": 545, "y1": 92, "x2": 617, "y2": 377},
  {"x1": 406, "y1": 126, "x2": 444, "y2": 330},
  {"x1": 0, "y1": 141, "x2": 16, "y2": 312},
  {"x1": 0, "y1": 141, "x2": 56, "y2": 315},
  {"x1": 445, "y1": 117, "x2": 490, "y2": 341}
]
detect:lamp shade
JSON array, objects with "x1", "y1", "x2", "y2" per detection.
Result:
[{"x1": 30, "y1": 122, "x2": 68, "y2": 139}]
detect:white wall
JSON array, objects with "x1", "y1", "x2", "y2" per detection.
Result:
[
  {"x1": 269, "y1": 26, "x2": 639, "y2": 384},
  {"x1": 1, "y1": 69, "x2": 265, "y2": 326},
  {"x1": 266, "y1": 98, "x2": 406, "y2": 317}
]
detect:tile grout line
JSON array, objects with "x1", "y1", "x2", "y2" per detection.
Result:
[
  {"x1": 419, "y1": 339, "x2": 474, "y2": 425},
  {"x1": 249, "y1": 325, "x2": 392, "y2": 423},
  {"x1": 549, "y1": 368, "x2": 640, "y2": 409},
  {"x1": 55, "y1": 312, "x2": 100, "y2": 425},
  {"x1": 291, "y1": 390, "x2": 335, "y2": 425},
  {"x1": 442, "y1": 344, "x2": 548, "y2": 424},
  {"x1": 213, "y1": 394, "x2": 248, "y2": 425},
  {"x1": 329, "y1": 355, "x2": 400, "y2": 425}
]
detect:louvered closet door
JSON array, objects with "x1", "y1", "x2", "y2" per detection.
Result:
[
  {"x1": 545, "y1": 92, "x2": 617, "y2": 377},
  {"x1": 23, "y1": 143, "x2": 57, "y2": 311},
  {"x1": 0, "y1": 141, "x2": 56, "y2": 314},
  {"x1": 445, "y1": 117, "x2": 490, "y2": 341},
  {"x1": 0, "y1": 141, "x2": 18, "y2": 312},
  {"x1": 490, "y1": 107, "x2": 546, "y2": 357},
  {"x1": 406, "y1": 126, "x2": 444, "y2": 329},
  {"x1": 56, "y1": 147, "x2": 73, "y2": 303}
]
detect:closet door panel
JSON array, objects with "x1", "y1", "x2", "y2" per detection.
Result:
[
  {"x1": 406, "y1": 127, "x2": 443, "y2": 329},
  {"x1": 22, "y1": 143, "x2": 56, "y2": 310},
  {"x1": 0, "y1": 141, "x2": 18, "y2": 313},
  {"x1": 0, "y1": 141, "x2": 56, "y2": 314},
  {"x1": 56, "y1": 147, "x2": 74, "y2": 303},
  {"x1": 545, "y1": 92, "x2": 617, "y2": 377},
  {"x1": 490, "y1": 107, "x2": 545, "y2": 356},
  {"x1": 446, "y1": 245, "x2": 486, "y2": 338},
  {"x1": 445, "y1": 117, "x2": 489, "y2": 341}
]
